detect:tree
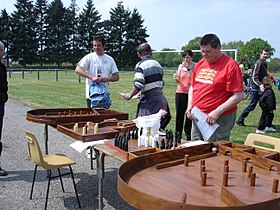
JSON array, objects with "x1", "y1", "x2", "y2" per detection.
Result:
[
  {"x1": 10, "y1": 0, "x2": 38, "y2": 66},
  {"x1": 153, "y1": 48, "x2": 177, "y2": 67},
  {"x1": 107, "y1": 1, "x2": 131, "y2": 67},
  {"x1": 66, "y1": 0, "x2": 80, "y2": 67},
  {"x1": 45, "y1": 0, "x2": 70, "y2": 66},
  {"x1": 268, "y1": 58, "x2": 280, "y2": 73},
  {"x1": 34, "y1": 0, "x2": 49, "y2": 66},
  {"x1": 222, "y1": 40, "x2": 244, "y2": 61},
  {"x1": 181, "y1": 36, "x2": 202, "y2": 63},
  {"x1": 122, "y1": 8, "x2": 148, "y2": 67},
  {"x1": 77, "y1": 0, "x2": 101, "y2": 59},
  {"x1": 0, "y1": 9, "x2": 12, "y2": 67},
  {"x1": 238, "y1": 38, "x2": 275, "y2": 68}
]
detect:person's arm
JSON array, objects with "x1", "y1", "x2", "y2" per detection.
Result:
[
  {"x1": 75, "y1": 66, "x2": 101, "y2": 83},
  {"x1": 101, "y1": 72, "x2": 119, "y2": 83},
  {"x1": 123, "y1": 86, "x2": 139, "y2": 100},
  {"x1": 206, "y1": 91, "x2": 244, "y2": 125},
  {"x1": 186, "y1": 85, "x2": 194, "y2": 119}
]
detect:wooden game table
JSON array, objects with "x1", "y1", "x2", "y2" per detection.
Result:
[
  {"x1": 118, "y1": 141, "x2": 280, "y2": 210},
  {"x1": 93, "y1": 138, "x2": 164, "y2": 210},
  {"x1": 26, "y1": 108, "x2": 129, "y2": 154}
]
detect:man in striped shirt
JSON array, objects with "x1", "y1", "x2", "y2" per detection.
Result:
[{"x1": 123, "y1": 43, "x2": 171, "y2": 129}]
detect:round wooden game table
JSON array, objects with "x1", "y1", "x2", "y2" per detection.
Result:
[{"x1": 118, "y1": 142, "x2": 280, "y2": 210}]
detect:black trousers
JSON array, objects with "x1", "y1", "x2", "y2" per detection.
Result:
[
  {"x1": 0, "y1": 102, "x2": 4, "y2": 156},
  {"x1": 257, "y1": 109, "x2": 274, "y2": 130},
  {"x1": 175, "y1": 93, "x2": 192, "y2": 140}
]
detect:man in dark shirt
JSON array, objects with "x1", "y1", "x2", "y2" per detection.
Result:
[
  {"x1": 236, "y1": 48, "x2": 269, "y2": 127},
  {"x1": 0, "y1": 41, "x2": 8, "y2": 176}
]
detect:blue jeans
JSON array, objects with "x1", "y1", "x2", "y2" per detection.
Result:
[{"x1": 237, "y1": 90, "x2": 259, "y2": 123}]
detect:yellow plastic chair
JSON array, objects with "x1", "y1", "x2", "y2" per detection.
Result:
[
  {"x1": 244, "y1": 133, "x2": 280, "y2": 152},
  {"x1": 25, "y1": 131, "x2": 81, "y2": 210}
]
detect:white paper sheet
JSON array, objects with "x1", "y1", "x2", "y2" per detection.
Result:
[
  {"x1": 191, "y1": 106, "x2": 220, "y2": 142},
  {"x1": 179, "y1": 140, "x2": 208, "y2": 147},
  {"x1": 119, "y1": 92, "x2": 139, "y2": 99},
  {"x1": 69, "y1": 140, "x2": 109, "y2": 153}
]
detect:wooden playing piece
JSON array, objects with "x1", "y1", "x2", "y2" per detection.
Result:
[
  {"x1": 224, "y1": 165, "x2": 229, "y2": 173},
  {"x1": 223, "y1": 173, "x2": 228, "y2": 187},
  {"x1": 242, "y1": 160, "x2": 247, "y2": 172},
  {"x1": 250, "y1": 172, "x2": 256, "y2": 186},
  {"x1": 272, "y1": 179, "x2": 279, "y2": 193},
  {"x1": 200, "y1": 165, "x2": 206, "y2": 177},
  {"x1": 200, "y1": 159, "x2": 205, "y2": 166},
  {"x1": 201, "y1": 172, "x2": 207, "y2": 186},
  {"x1": 180, "y1": 193, "x2": 187, "y2": 203},
  {"x1": 224, "y1": 160, "x2": 229, "y2": 167},
  {"x1": 248, "y1": 165, "x2": 253, "y2": 178},
  {"x1": 184, "y1": 155, "x2": 189, "y2": 167}
]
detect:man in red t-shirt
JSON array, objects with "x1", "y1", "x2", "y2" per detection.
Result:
[{"x1": 186, "y1": 34, "x2": 244, "y2": 142}]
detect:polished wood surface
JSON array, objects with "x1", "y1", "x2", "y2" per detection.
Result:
[
  {"x1": 26, "y1": 108, "x2": 129, "y2": 125},
  {"x1": 57, "y1": 119, "x2": 136, "y2": 142},
  {"x1": 118, "y1": 142, "x2": 280, "y2": 210}
]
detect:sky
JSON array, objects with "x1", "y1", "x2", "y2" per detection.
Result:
[{"x1": 2, "y1": 0, "x2": 280, "y2": 58}]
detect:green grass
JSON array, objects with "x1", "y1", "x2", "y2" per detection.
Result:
[{"x1": 8, "y1": 69, "x2": 280, "y2": 143}]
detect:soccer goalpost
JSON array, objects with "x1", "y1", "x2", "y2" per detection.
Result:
[{"x1": 153, "y1": 49, "x2": 238, "y2": 70}]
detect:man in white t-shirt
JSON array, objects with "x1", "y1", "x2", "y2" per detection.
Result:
[{"x1": 75, "y1": 36, "x2": 119, "y2": 107}]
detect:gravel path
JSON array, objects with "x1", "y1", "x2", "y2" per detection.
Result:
[{"x1": 0, "y1": 99, "x2": 135, "y2": 210}]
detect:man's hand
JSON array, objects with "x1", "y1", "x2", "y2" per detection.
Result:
[{"x1": 123, "y1": 93, "x2": 132, "y2": 100}]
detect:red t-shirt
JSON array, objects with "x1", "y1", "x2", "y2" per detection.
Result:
[{"x1": 190, "y1": 54, "x2": 243, "y2": 114}]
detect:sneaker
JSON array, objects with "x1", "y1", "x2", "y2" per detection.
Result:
[
  {"x1": 265, "y1": 127, "x2": 277, "y2": 132},
  {"x1": 256, "y1": 129, "x2": 265, "y2": 134},
  {"x1": 236, "y1": 121, "x2": 246, "y2": 126},
  {"x1": 0, "y1": 167, "x2": 8, "y2": 176}
]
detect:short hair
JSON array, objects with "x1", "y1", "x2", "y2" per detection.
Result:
[
  {"x1": 137, "y1": 43, "x2": 152, "y2": 54},
  {"x1": 93, "y1": 36, "x2": 106, "y2": 46},
  {"x1": 260, "y1": 47, "x2": 269, "y2": 53},
  {"x1": 182, "y1": 49, "x2": 193, "y2": 58},
  {"x1": 200, "y1": 34, "x2": 221, "y2": 49}
]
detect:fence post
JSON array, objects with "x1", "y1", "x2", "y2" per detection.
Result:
[
  {"x1": 37, "y1": 69, "x2": 40, "y2": 80},
  {"x1": 55, "y1": 67, "x2": 58, "y2": 81},
  {"x1": 8, "y1": 68, "x2": 12, "y2": 78},
  {"x1": 22, "y1": 68, "x2": 24, "y2": 79}
]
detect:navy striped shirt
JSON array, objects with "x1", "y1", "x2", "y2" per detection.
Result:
[{"x1": 134, "y1": 55, "x2": 164, "y2": 93}]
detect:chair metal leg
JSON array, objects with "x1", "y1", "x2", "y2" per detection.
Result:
[
  {"x1": 57, "y1": 168, "x2": 65, "y2": 192},
  {"x1": 30, "y1": 165, "x2": 38, "y2": 199},
  {"x1": 45, "y1": 170, "x2": 52, "y2": 210},
  {"x1": 69, "y1": 166, "x2": 81, "y2": 208}
]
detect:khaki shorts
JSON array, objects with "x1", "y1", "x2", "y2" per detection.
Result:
[{"x1": 191, "y1": 112, "x2": 236, "y2": 142}]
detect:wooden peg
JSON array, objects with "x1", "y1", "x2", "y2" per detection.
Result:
[
  {"x1": 248, "y1": 165, "x2": 253, "y2": 178},
  {"x1": 224, "y1": 160, "x2": 229, "y2": 167},
  {"x1": 272, "y1": 179, "x2": 279, "y2": 193},
  {"x1": 224, "y1": 165, "x2": 229, "y2": 173},
  {"x1": 200, "y1": 159, "x2": 205, "y2": 166},
  {"x1": 201, "y1": 172, "x2": 207, "y2": 186},
  {"x1": 250, "y1": 172, "x2": 256, "y2": 186},
  {"x1": 242, "y1": 160, "x2": 247, "y2": 172},
  {"x1": 180, "y1": 192, "x2": 187, "y2": 203},
  {"x1": 200, "y1": 165, "x2": 206, "y2": 177},
  {"x1": 184, "y1": 155, "x2": 189, "y2": 167},
  {"x1": 223, "y1": 173, "x2": 229, "y2": 187}
]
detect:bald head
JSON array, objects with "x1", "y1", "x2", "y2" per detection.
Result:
[
  {"x1": 137, "y1": 43, "x2": 152, "y2": 56},
  {"x1": 0, "y1": 41, "x2": 4, "y2": 60}
]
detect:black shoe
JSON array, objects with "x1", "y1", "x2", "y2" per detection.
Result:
[
  {"x1": 236, "y1": 121, "x2": 246, "y2": 126},
  {"x1": 0, "y1": 167, "x2": 8, "y2": 176}
]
